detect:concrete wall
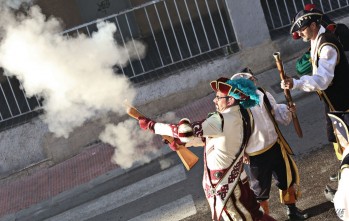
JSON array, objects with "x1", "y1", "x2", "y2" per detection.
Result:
[
  {"x1": 0, "y1": 0, "x2": 339, "y2": 178},
  {"x1": 37, "y1": 0, "x2": 82, "y2": 29}
]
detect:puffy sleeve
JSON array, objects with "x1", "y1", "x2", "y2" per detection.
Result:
[
  {"x1": 153, "y1": 113, "x2": 223, "y2": 141},
  {"x1": 265, "y1": 91, "x2": 292, "y2": 125},
  {"x1": 293, "y1": 45, "x2": 336, "y2": 91}
]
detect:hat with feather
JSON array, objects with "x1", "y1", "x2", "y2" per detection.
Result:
[
  {"x1": 290, "y1": 9, "x2": 322, "y2": 34},
  {"x1": 210, "y1": 77, "x2": 259, "y2": 109}
]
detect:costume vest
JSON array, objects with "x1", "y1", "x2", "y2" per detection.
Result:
[
  {"x1": 316, "y1": 32, "x2": 349, "y2": 111},
  {"x1": 203, "y1": 106, "x2": 253, "y2": 221}
]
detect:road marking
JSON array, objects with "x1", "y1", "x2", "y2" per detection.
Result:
[
  {"x1": 45, "y1": 165, "x2": 187, "y2": 221},
  {"x1": 128, "y1": 195, "x2": 197, "y2": 221}
]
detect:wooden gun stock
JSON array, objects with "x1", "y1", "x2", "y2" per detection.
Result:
[
  {"x1": 126, "y1": 106, "x2": 199, "y2": 170},
  {"x1": 273, "y1": 52, "x2": 303, "y2": 138}
]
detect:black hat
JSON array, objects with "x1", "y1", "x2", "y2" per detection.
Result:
[
  {"x1": 240, "y1": 67, "x2": 254, "y2": 76},
  {"x1": 231, "y1": 67, "x2": 258, "y2": 81},
  {"x1": 290, "y1": 10, "x2": 322, "y2": 34},
  {"x1": 328, "y1": 112, "x2": 349, "y2": 143}
]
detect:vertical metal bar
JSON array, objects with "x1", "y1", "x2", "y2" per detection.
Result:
[
  {"x1": 110, "y1": 17, "x2": 126, "y2": 77},
  {"x1": 86, "y1": 26, "x2": 91, "y2": 37},
  {"x1": 18, "y1": 81, "x2": 32, "y2": 110},
  {"x1": 144, "y1": 7, "x2": 164, "y2": 66},
  {"x1": 265, "y1": 0, "x2": 276, "y2": 29},
  {"x1": 292, "y1": 0, "x2": 298, "y2": 14},
  {"x1": 216, "y1": 0, "x2": 230, "y2": 44},
  {"x1": 114, "y1": 16, "x2": 136, "y2": 76},
  {"x1": 0, "y1": 84, "x2": 13, "y2": 117},
  {"x1": 319, "y1": 0, "x2": 325, "y2": 12},
  {"x1": 0, "y1": 108, "x2": 3, "y2": 120},
  {"x1": 19, "y1": 83, "x2": 41, "y2": 111},
  {"x1": 163, "y1": 1, "x2": 183, "y2": 59},
  {"x1": 125, "y1": 13, "x2": 145, "y2": 73},
  {"x1": 338, "y1": 0, "x2": 341, "y2": 8},
  {"x1": 34, "y1": 95, "x2": 42, "y2": 108},
  {"x1": 154, "y1": 3, "x2": 174, "y2": 63},
  {"x1": 328, "y1": 0, "x2": 333, "y2": 11},
  {"x1": 6, "y1": 76, "x2": 21, "y2": 114},
  {"x1": 301, "y1": 0, "x2": 305, "y2": 8},
  {"x1": 194, "y1": 0, "x2": 211, "y2": 50},
  {"x1": 204, "y1": 0, "x2": 220, "y2": 46},
  {"x1": 174, "y1": 0, "x2": 192, "y2": 57},
  {"x1": 282, "y1": 0, "x2": 291, "y2": 23},
  {"x1": 184, "y1": 0, "x2": 202, "y2": 53},
  {"x1": 3, "y1": 69, "x2": 31, "y2": 111},
  {"x1": 274, "y1": 0, "x2": 284, "y2": 26}
]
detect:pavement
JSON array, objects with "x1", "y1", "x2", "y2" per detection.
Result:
[{"x1": 0, "y1": 54, "x2": 343, "y2": 221}]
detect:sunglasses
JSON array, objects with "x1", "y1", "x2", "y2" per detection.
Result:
[{"x1": 215, "y1": 96, "x2": 229, "y2": 100}]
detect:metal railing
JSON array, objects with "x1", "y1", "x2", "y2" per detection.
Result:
[
  {"x1": 261, "y1": 0, "x2": 349, "y2": 36},
  {"x1": 0, "y1": 0, "x2": 237, "y2": 129},
  {"x1": 62, "y1": 0, "x2": 238, "y2": 83},
  {"x1": 0, "y1": 70, "x2": 42, "y2": 129}
]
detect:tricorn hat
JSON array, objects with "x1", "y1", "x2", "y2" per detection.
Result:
[
  {"x1": 328, "y1": 112, "x2": 349, "y2": 143},
  {"x1": 290, "y1": 10, "x2": 322, "y2": 34},
  {"x1": 231, "y1": 67, "x2": 257, "y2": 81},
  {"x1": 210, "y1": 77, "x2": 259, "y2": 109}
]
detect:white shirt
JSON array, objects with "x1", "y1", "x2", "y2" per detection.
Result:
[
  {"x1": 245, "y1": 90, "x2": 292, "y2": 155},
  {"x1": 334, "y1": 147, "x2": 349, "y2": 221},
  {"x1": 293, "y1": 26, "x2": 337, "y2": 91}
]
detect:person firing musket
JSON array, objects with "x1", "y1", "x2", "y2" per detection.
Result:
[{"x1": 134, "y1": 76, "x2": 276, "y2": 221}]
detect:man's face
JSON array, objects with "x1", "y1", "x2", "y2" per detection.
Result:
[
  {"x1": 213, "y1": 91, "x2": 234, "y2": 112},
  {"x1": 298, "y1": 22, "x2": 316, "y2": 42}
]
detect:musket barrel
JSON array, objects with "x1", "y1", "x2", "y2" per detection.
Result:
[
  {"x1": 273, "y1": 52, "x2": 303, "y2": 138},
  {"x1": 125, "y1": 105, "x2": 199, "y2": 170},
  {"x1": 273, "y1": 52, "x2": 280, "y2": 60}
]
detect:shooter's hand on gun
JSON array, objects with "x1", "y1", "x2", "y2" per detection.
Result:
[
  {"x1": 281, "y1": 77, "x2": 294, "y2": 90},
  {"x1": 138, "y1": 117, "x2": 156, "y2": 133}
]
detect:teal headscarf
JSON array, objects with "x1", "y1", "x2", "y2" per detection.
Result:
[{"x1": 225, "y1": 78, "x2": 259, "y2": 109}]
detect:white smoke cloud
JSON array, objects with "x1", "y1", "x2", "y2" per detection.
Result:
[
  {"x1": 99, "y1": 120, "x2": 158, "y2": 169},
  {"x1": 0, "y1": 3, "x2": 168, "y2": 169},
  {"x1": 99, "y1": 111, "x2": 178, "y2": 169},
  {"x1": 0, "y1": 0, "x2": 32, "y2": 9},
  {"x1": 0, "y1": 5, "x2": 146, "y2": 138}
]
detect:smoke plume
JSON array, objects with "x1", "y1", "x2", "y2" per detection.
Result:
[
  {"x1": 0, "y1": 5, "x2": 145, "y2": 138},
  {"x1": 0, "y1": 3, "x2": 166, "y2": 169},
  {"x1": 0, "y1": 0, "x2": 32, "y2": 9},
  {"x1": 99, "y1": 120, "x2": 158, "y2": 169}
]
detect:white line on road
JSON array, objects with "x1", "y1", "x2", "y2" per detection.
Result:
[
  {"x1": 45, "y1": 165, "x2": 187, "y2": 221},
  {"x1": 128, "y1": 195, "x2": 197, "y2": 221}
]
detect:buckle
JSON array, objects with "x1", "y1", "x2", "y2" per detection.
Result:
[{"x1": 214, "y1": 171, "x2": 223, "y2": 179}]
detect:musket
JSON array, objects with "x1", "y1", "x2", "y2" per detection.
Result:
[
  {"x1": 126, "y1": 104, "x2": 199, "y2": 170},
  {"x1": 273, "y1": 52, "x2": 303, "y2": 138}
]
